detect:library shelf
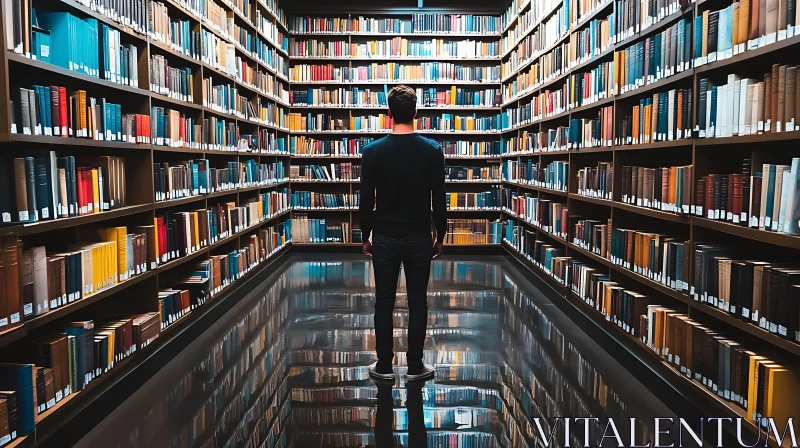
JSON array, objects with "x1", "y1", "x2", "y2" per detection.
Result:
[
  {"x1": 567, "y1": 193, "x2": 613, "y2": 207},
  {"x1": 569, "y1": 146, "x2": 614, "y2": 153},
  {"x1": 290, "y1": 207, "x2": 359, "y2": 211},
  {"x1": 287, "y1": 80, "x2": 501, "y2": 86},
  {"x1": 564, "y1": 95, "x2": 615, "y2": 115},
  {"x1": 148, "y1": 39, "x2": 202, "y2": 67},
  {"x1": 690, "y1": 216, "x2": 800, "y2": 250},
  {"x1": 292, "y1": 242, "x2": 361, "y2": 246},
  {"x1": 153, "y1": 195, "x2": 206, "y2": 210},
  {"x1": 613, "y1": 68, "x2": 694, "y2": 101},
  {"x1": 612, "y1": 201, "x2": 690, "y2": 224},
  {"x1": 288, "y1": 56, "x2": 502, "y2": 62},
  {"x1": 55, "y1": 0, "x2": 148, "y2": 42},
  {"x1": 614, "y1": 7, "x2": 689, "y2": 50},
  {"x1": 503, "y1": 0, "x2": 562, "y2": 59},
  {"x1": 206, "y1": 188, "x2": 240, "y2": 199},
  {"x1": 289, "y1": 105, "x2": 502, "y2": 111},
  {"x1": 292, "y1": 31, "x2": 502, "y2": 37},
  {"x1": 693, "y1": 131, "x2": 800, "y2": 146},
  {"x1": 503, "y1": 180, "x2": 569, "y2": 197},
  {"x1": 613, "y1": 139, "x2": 692, "y2": 151},
  {"x1": 6, "y1": 204, "x2": 153, "y2": 236},
  {"x1": 150, "y1": 92, "x2": 204, "y2": 111},
  {"x1": 289, "y1": 130, "x2": 503, "y2": 136},
  {"x1": 7, "y1": 53, "x2": 150, "y2": 96},
  {"x1": 151, "y1": 145, "x2": 206, "y2": 154},
  {"x1": 289, "y1": 179, "x2": 360, "y2": 184},
  {"x1": 289, "y1": 154, "x2": 363, "y2": 158},
  {"x1": 694, "y1": 33, "x2": 800, "y2": 74},
  {"x1": 8, "y1": 133, "x2": 148, "y2": 150}
]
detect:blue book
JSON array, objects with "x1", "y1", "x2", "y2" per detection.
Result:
[
  {"x1": 694, "y1": 16, "x2": 703, "y2": 60},
  {"x1": 765, "y1": 164, "x2": 777, "y2": 226},
  {"x1": 0, "y1": 364, "x2": 35, "y2": 435},
  {"x1": 718, "y1": 5, "x2": 732, "y2": 56}
]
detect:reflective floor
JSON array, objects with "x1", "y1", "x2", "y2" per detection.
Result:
[{"x1": 77, "y1": 255, "x2": 675, "y2": 448}]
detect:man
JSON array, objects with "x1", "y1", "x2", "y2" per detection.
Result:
[{"x1": 360, "y1": 85, "x2": 447, "y2": 382}]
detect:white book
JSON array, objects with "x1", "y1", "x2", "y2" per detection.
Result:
[
  {"x1": 738, "y1": 79, "x2": 754, "y2": 135},
  {"x1": 744, "y1": 83, "x2": 755, "y2": 135},
  {"x1": 717, "y1": 83, "x2": 727, "y2": 137},
  {"x1": 706, "y1": 89, "x2": 714, "y2": 136},
  {"x1": 773, "y1": 165, "x2": 790, "y2": 231},
  {"x1": 778, "y1": 168, "x2": 794, "y2": 233},
  {"x1": 668, "y1": 90, "x2": 675, "y2": 139},
  {"x1": 761, "y1": 164, "x2": 772, "y2": 229},
  {"x1": 732, "y1": 76, "x2": 741, "y2": 136}
]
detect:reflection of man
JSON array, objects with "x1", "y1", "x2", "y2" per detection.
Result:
[
  {"x1": 374, "y1": 381, "x2": 428, "y2": 447},
  {"x1": 360, "y1": 85, "x2": 446, "y2": 381}
]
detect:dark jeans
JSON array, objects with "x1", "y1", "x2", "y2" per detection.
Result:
[
  {"x1": 374, "y1": 381, "x2": 427, "y2": 447},
  {"x1": 372, "y1": 232, "x2": 432, "y2": 370}
]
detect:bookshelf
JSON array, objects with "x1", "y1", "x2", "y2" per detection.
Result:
[{"x1": 498, "y1": 0, "x2": 800, "y2": 440}]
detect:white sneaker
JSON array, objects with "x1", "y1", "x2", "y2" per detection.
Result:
[
  {"x1": 368, "y1": 362, "x2": 395, "y2": 380},
  {"x1": 406, "y1": 361, "x2": 435, "y2": 382}
]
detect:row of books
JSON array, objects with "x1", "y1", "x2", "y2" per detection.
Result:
[
  {"x1": 616, "y1": 88, "x2": 694, "y2": 145},
  {"x1": 290, "y1": 191, "x2": 360, "y2": 209},
  {"x1": 1, "y1": 154, "x2": 126, "y2": 224},
  {"x1": 0, "y1": 315, "x2": 158, "y2": 439},
  {"x1": 289, "y1": 62, "x2": 501, "y2": 83},
  {"x1": 289, "y1": 38, "x2": 500, "y2": 59},
  {"x1": 445, "y1": 166, "x2": 501, "y2": 182},
  {"x1": 576, "y1": 162, "x2": 613, "y2": 200},
  {"x1": 696, "y1": 159, "x2": 800, "y2": 235},
  {"x1": 149, "y1": 54, "x2": 194, "y2": 103},
  {"x1": 441, "y1": 141, "x2": 505, "y2": 158},
  {"x1": 289, "y1": 87, "x2": 502, "y2": 108},
  {"x1": 506, "y1": 195, "x2": 569, "y2": 238},
  {"x1": 11, "y1": 85, "x2": 144, "y2": 142},
  {"x1": 505, "y1": 7, "x2": 568, "y2": 76},
  {"x1": 289, "y1": 163, "x2": 360, "y2": 181},
  {"x1": 446, "y1": 188, "x2": 508, "y2": 209},
  {"x1": 620, "y1": 164, "x2": 693, "y2": 214},
  {"x1": 290, "y1": 216, "x2": 357, "y2": 243},
  {"x1": 153, "y1": 159, "x2": 286, "y2": 201},
  {"x1": 501, "y1": 0, "x2": 560, "y2": 56},
  {"x1": 149, "y1": 1, "x2": 201, "y2": 60},
  {"x1": 695, "y1": 0, "x2": 800, "y2": 67},
  {"x1": 288, "y1": 14, "x2": 502, "y2": 34},
  {"x1": 504, "y1": 221, "x2": 569, "y2": 276},
  {"x1": 288, "y1": 113, "x2": 503, "y2": 133},
  {"x1": 0, "y1": 230, "x2": 149, "y2": 329},
  {"x1": 502, "y1": 159, "x2": 569, "y2": 192},
  {"x1": 288, "y1": 136, "x2": 372, "y2": 157},
  {"x1": 19, "y1": 10, "x2": 141, "y2": 87},
  {"x1": 697, "y1": 68, "x2": 800, "y2": 139},
  {"x1": 567, "y1": 106, "x2": 614, "y2": 149}
]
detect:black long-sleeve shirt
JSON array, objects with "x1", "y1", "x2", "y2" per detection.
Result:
[{"x1": 359, "y1": 133, "x2": 447, "y2": 241}]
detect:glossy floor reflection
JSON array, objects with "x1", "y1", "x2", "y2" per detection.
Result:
[{"x1": 77, "y1": 255, "x2": 674, "y2": 448}]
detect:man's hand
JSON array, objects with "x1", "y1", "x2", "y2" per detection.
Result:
[
  {"x1": 362, "y1": 240, "x2": 372, "y2": 257},
  {"x1": 432, "y1": 239, "x2": 443, "y2": 259}
]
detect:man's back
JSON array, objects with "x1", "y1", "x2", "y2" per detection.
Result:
[{"x1": 360, "y1": 133, "x2": 447, "y2": 240}]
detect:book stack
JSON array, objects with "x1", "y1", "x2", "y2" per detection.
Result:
[
  {"x1": 567, "y1": 105, "x2": 614, "y2": 148},
  {"x1": 698, "y1": 67, "x2": 800, "y2": 138},
  {"x1": 616, "y1": 88, "x2": 693, "y2": 145},
  {"x1": 149, "y1": 55, "x2": 194, "y2": 102},
  {"x1": 613, "y1": 18, "x2": 693, "y2": 95},
  {"x1": 148, "y1": 1, "x2": 200, "y2": 59},
  {"x1": 11, "y1": 86, "x2": 147, "y2": 142},
  {"x1": 441, "y1": 141, "x2": 503, "y2": 157},
  {"x1": 446, "y1": 188, "x2": 508, "y2": 209},
  {"x1": 695, "y1": 159, "x2": 800, "y2": 233},
  {"x1": 645, "y1": 306, "x2": 800, "y2": 425},
  {"x1": 290, "y1": 163, "x2": 360, "y2": 181},
  {"x1": 289, "y1": 62, "x2": 501, "y2": 83},
  {"x1": 610, "y1": 228, "x2": 691, "y2": 292},
  {"x1": 291, "y1": 215, "x2": 352, "y2": 243},
  {"x1": 444, "y1": 219, "x2": 504, "y2": 244},
  {"x1": 149, "y1": 106, "x2": 198, "y2": 148},
  {"x1": 573, "y1": 218, "x2": 611, "y2": 256},
  {"x1": 620, "y1": 164, "x2": 693, "y2": 214},
  {"x1": 445, "y1": 165, "x2": 501, "y2": 182},
  {"x1": 289, "y1": 136, "x2": 372, "y2": 156},
  {"x1": 2, "y1": 154, "x2": 126, "y2": 224},
  {"x1": 576, "y1": 162, "x2": 613, "y2": 199},
  {"x1": 153, "y1": 160, "x2": 210, "y2": 201},
  {"x1": 503, "y1": 159, "x2": 569, "y2": 192},
  {"x1": 506, "y1": 194, "x2": 569, "y2": 238},
  {"x1": 291, "y1": 191, "x2": 360, "y2": 209}
]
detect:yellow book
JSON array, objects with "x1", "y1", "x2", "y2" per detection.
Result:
[
  {"x1": 193, "y1": 212, "x2": 200, "y2": 248},
  {"x1": 766, "y1": 366, "x2": 800, "y2": 426},
  {"x1": 455, "y1": 118, "x2": 461, "y2": 131},
  {"x1": 91, "y1": 245, "x2": 101, "y2": 292},
  {"x1": 450, "y1": 86, "x2": 456, "y2": 105},
  {"x1": 91, "y1": 169, "x2": 100, "y2": 213}
]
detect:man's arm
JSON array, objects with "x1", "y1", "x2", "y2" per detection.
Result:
[
  {"x1": 360, "y1": 148, "x2": 375, "y2": 243},
  {"x1": 432, "y1": 148, "x2": 447, "y2": 246}
]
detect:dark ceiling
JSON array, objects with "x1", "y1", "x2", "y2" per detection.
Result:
[{"x1": 283, "y1": 0, "x2": 509, "y2": 14}]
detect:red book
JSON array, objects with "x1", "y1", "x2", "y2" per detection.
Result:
[
  {"x1": 58, "y1": 87, "x2": 68, "y2": 137},
  {"x1": 76, "y1": 169, "x2": 85, "y2": 215}
]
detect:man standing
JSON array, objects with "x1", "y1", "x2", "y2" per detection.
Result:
[{"x1": 360, "y1": 85, "x2": 447, "y2": 382}]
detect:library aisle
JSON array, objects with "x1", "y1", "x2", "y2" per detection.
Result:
[{"x1": 75, "y1": 255, "x2": 673, "y2": 447}]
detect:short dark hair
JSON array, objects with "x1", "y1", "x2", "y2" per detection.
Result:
[{"x1": 387, "y1": 85, "x2": 417, "y2": 124}]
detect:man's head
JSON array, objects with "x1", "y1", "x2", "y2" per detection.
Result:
[{"x1": 387, "y1": 85, "x2": 417, "y2": 125}]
